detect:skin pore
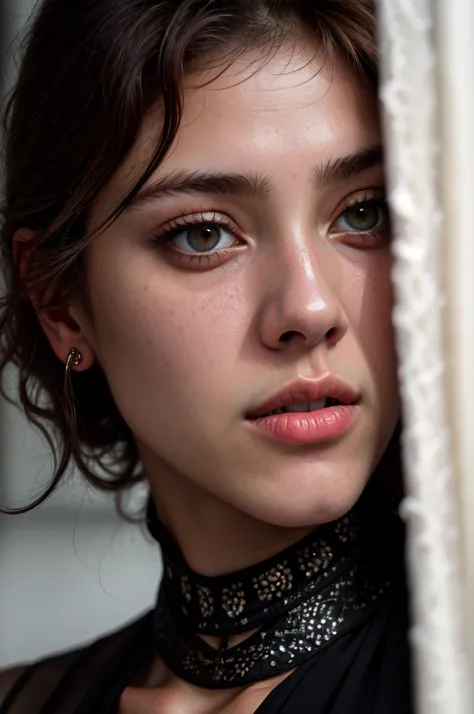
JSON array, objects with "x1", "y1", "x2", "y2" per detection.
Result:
[{"x1": 23, "y1": 40, "x2": 401, "y2": 713}]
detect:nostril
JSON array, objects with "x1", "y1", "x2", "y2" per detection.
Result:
[
  {"x1": 276, "y1": 326, "x2": 341, "y2": 347},
  {"x1": 326, "y1": 327, "x2": 340, "y2": 342},
  {"x1": 279, "y1": 330, "x2": 298, "y2": 344}
]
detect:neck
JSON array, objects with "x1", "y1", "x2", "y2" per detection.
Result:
[
  {"x1": 140, "y1": 433, "x2": 402, "y2": 577},
  {"x1": 150, "y1": 496, "x2": 393, "y2": 689},
  {"x1": 140, "y1": 443, "x2": 312, "y2": 576},
  {"x1": 150, "y1": 476, "x2": 313, "y2": 576}
]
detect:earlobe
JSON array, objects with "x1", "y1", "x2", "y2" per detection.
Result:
[
  {"x1": 37, "y1": 309, "x2": 95, "y2": 371},
  {"x1": 12, "y1": 227, "x2": 95, "y2": 372}
]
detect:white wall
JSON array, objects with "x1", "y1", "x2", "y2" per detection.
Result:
[
  {"x1": 0, "y1": 388, "x2": 161, "y2": 667},
  {"x1": 0, "y1": 0, "x2": 160, "y2": 669},
  {"x1": 0, "y1": 482, "x2": 161, "y2": 667}
]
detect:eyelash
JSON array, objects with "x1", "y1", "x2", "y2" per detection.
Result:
[
  {"x1": 151, "y1": 191, "x2": 389, "y2": 268},
  {"x1": 152, "y1": 211, "x2": 243, "y2": 268}
]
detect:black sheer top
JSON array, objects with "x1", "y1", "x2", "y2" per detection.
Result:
[{"x1": 0, "y1": 573, "x2": 412, "y2": 713}]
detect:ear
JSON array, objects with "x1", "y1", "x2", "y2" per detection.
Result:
[{"x1": 13, "y1": 228, "x2": 95, "y2": 371}]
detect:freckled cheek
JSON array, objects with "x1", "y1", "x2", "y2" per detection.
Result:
[{"x1": 97, "y1": 278, "x2": 248, "y2": 382}]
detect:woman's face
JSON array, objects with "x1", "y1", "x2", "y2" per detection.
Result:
[{"x1": 72, "y1": 45, "x2": 399, "y2": 527}]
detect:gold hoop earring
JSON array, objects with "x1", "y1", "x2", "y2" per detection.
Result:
[
  {"x1": 64, "y1": 348, "x2": 82, "y2": 436},
  {"x1": 65, "y1": 347, "x2": 82, "y2": 375}
]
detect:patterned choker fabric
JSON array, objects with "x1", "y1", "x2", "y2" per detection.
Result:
[{"x1": 146, "y1": 501, "x2": 402, "y2": 689}]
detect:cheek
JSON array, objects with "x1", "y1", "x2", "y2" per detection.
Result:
[
  {"x1": 88, "y1": 253, "x2": 248, "y2": 411},
  {"x1": 339, "y1": 253, "x2": 399, "y2": 456},
  {"x1": 342, "y1": 252, "x2": 398, "y2": 387}
]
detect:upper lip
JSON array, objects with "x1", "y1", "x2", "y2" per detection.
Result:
[{"x1": 246, "y1": 376, "x2": 359, "y2": 419}]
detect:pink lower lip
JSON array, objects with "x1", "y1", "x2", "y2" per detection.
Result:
[{"x1": 246, "y1": 405, "x2": 358, "y2": 446}]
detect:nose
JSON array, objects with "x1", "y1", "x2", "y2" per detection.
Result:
[{"x1": 257, "y1": 248, "x2": 348, "y2": 352}]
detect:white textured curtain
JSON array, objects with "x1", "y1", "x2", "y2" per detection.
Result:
[{"x1": 377, "y1": 1, "x2": 473, "y2": 713}]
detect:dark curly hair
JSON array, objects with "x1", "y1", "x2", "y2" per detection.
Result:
[{"x1": 0, "y1": 0, "x2": 379, "y2": 514}]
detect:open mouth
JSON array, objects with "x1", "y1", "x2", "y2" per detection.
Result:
[
  {"x1": 246, "y1": 376, "x2": 359, "y2": 424},
  {"x1": 245, "y1": 378, "x2": 359, "y2": 444},
  {"x1": 261, "y1": 397, "x2": 341, "y2": 417}
]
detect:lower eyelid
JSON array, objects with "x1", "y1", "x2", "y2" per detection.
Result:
[{"x1": 161, "y1": 244, "x2": 246, "y2": 270}]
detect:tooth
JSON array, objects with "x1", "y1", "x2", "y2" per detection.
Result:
[
  {"x1": 308, "y1": 399, "x2": 326, "y2": 411},
  {"x1": 281, "y1": 399, "x2": 326, "y2": 413},
  {"x1": 284, "y1": 402, "x2": 309, "y2": 413}
]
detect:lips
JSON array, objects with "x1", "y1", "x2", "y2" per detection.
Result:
[{"x1": 246, "y1": 377, "x2": 359, "y2": 420}]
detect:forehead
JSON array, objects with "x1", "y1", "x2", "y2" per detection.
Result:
[{"x1": 95, "y1": 44, "x2": 380, "y2": 216}]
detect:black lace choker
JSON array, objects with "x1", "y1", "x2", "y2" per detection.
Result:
[{"x1": 147, "y1": 501, "x2": 401, "y2": 689}]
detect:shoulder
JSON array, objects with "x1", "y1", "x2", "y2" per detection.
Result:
[
  {"x1": 0, "y1": 642, "x2": 89, "y2": 714},
  {"x1": 0, "y1": 667, "x2": 26, "y2": 709},
  {"x1": 0, "y1": 611, "x2": 153, "y2": 713}
]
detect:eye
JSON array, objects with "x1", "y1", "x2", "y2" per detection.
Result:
[
  {"x1": 332, "y1": 199, "x2": 387, "y2": 234},
  {"x1": 168, "y1": 222, "x2": 236, "y2": 254},
  {"x1": 152, "y1": 214, "x2": 245, "y2": 269}
]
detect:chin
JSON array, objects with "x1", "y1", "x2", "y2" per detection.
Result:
[
  {"x1": 242, "y1": 474, "x2": 370, "y2": 529},
  {"x1": 230, "y1": 422, "x2": 391, "y2": 529}
]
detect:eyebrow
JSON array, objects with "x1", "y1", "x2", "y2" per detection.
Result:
[
  {"x1": 126, "y1": 144, "x2": 383, "y2": 209},
  {"x1": 314, "y1": 145, "x2": 383, "y2": 186}
]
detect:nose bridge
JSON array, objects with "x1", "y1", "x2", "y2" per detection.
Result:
[
  {"x1": 292, "y1": 249, "x2": 334, "y2": 313},
  {"x1": 258, "y1": 238, "x2": 344, "y2": 349}
]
